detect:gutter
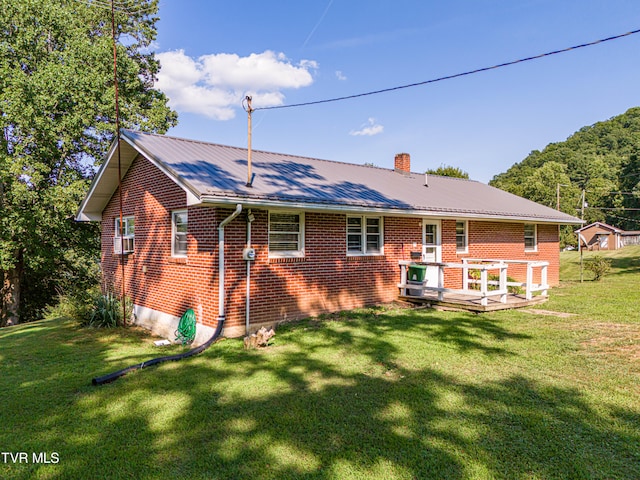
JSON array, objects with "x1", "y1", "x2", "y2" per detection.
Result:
[{"x1": 196, "y1": 196, "x2": 584, "y2": 225}]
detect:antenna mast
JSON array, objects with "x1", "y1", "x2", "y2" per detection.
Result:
[
  {"x1": 111, "y1": 0, "x2": 126, "y2": 325},
  {"x1": 245, "y1": 96, "x2": 253, "y2": 187}
]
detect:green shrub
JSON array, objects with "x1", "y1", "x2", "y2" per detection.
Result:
[
  {"x1": 45, "y1": 289, "x2": 94, "y2": 323},
  {"x1": 77, "y1": 291, "x2": 132, "y2": 328},
  {"x1": 584, "y1": 254, "x2": 612, "y2": 281}
]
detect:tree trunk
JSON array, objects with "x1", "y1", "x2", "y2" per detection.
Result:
[{"x1": 0, "y1": 252, "x2": 23, "y2": 327}]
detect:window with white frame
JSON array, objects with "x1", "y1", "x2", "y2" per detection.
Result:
[
  {"x1": 114, "y1": 215, "x2": 135, "y2": 254},
  {"x1": 347, "y1": 216, "x2": 383, "y2": 255},
  {"x1": 524, "y1": 223, "x2": 537, "y2": 251},
  {"x1": 456, "y1": 220, "x2": 468, "y2": 253},
  {"x1": 172, "y1": 210, "x2": 188, "y2": 257},
  {"x1": 269, "y1": 212, "x2": 304, "y2": 257}
]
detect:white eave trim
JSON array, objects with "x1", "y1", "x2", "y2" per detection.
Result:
[
  {"x1": 75, "y1": 133, "x2": 203, "y2": 222},
  {"x1": 120, "y1": 131, "x2": 202, "y2": 207}
]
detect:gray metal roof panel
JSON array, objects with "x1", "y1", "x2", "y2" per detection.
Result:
[{"x1": 119, "y1": 129, "x2": 582, "y2": 224}]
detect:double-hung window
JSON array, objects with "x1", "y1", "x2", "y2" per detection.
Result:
[
  {"x1": 524, "y1": 223, "x2": 537, "y2": 252},
  {"x1": 269, "y1": 212, "x2": 304, "y2": 257},
  {"x1": 172, "y1": 210, "x2": 188, "y2": 257},
  {"x1": 456, "y1": 220, "x2": 468, "y2": 254},
  {"x1": 114, "y1": 216, "x2": 135, "y2": 254},
  {"x1": 347, "y1": 216, "x2": 383, "y2": 255}
]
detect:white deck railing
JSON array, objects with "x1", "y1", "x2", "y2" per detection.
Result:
[{"x1": 398, "y1": 259, "x2": 549, "y2": 306}]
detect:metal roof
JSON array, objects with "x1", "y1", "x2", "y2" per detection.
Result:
[{"x1": 76, "y1": 129, "x2": 583, "y2": 225}]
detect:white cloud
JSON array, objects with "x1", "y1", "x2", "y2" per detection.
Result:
[
  {"x1": 156, "y1": 50, "x2": 318, "y2": 120},
  {"x1": 350, "y1": 117, "x2": 384, "y2": 136},
  {"x1": 336, "y1": 70, "x2": 347, "y2": 81}
]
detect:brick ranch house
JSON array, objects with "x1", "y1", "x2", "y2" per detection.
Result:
[{"x1": 76, "y1": 130, "x2": 582, "y2": 341}]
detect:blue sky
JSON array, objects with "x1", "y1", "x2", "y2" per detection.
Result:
[{"x1": 152, "y1": 0, "x2": 640, "y2": 183}]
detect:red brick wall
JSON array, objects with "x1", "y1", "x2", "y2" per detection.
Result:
[
  {"x1": 102, "y1": 155, "x2": 219, "y2": 329},
  {"x1": 440, "y1": 220, "x2": 559, "y2": 287},
  {"x1": 239, "y1": 213, "x2": 423, "y2": 329},
  {"x1": 102, "y1": 155, "x2": 560, "y2": 336}
]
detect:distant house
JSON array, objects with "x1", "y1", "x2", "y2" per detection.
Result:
[
  {"x1": 76, "y1": 130, "x2": 582, "y2": 340},
  {"x1": 576, "y1": 222, "x2": 640, "y2": 250}
]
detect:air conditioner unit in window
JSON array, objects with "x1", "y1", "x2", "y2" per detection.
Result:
[{"x1": 113, "y1": 236, "x2": 134, "y2": 255}]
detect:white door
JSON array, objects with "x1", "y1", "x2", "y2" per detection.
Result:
[{"x1": 422, "y1": 220, "x2": 442, "y2": 286}]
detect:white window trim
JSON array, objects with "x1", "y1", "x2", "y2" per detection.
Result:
[
  {"x1": 114, "y1": 215, "x2": 134, "y2": 238},
  {"x1": 114, "y1": 215, "x2": 135, "y2": 254},
  {"x1": 172, "y1": 209, "x2": 188, "y2": 257},
  {"x1": 268, "y1": 211, "x2": 305, "y2": 258},
  {"x1": 456, "y1": 220, "x2": 468, "y2": 254},
  {"x1": 346, "y1": 215, "x2": 384, "y2": 256},
  {"x1": 524, "y1": 223, "x2": 538, "y2": 252}
]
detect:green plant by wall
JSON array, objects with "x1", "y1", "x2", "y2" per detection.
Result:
[{"x1": 80, "y1": 291, "x2": 133, "y2": 328}]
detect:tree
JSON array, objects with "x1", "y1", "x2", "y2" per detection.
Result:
[
  {"x1": 490, "y1": 107, "x2": 640, "y2": 233},
  {"x1": 425, "y1": 164, "x2": 469, "y2": 179},
  {"x1": 0, "y1": 0, "x2": 177, "y2": 325},
  {"x1": 618, "y1": 152, "x2": 640, "y2": 230}
]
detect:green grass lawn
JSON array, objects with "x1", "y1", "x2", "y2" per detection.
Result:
[{"x1": 1, "y1": 248, "x2": 639, "y2": 479}]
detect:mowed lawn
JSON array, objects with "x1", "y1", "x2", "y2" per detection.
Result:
[{"x1": 1, "y1": 248, "x2": 639, "y2": 479}]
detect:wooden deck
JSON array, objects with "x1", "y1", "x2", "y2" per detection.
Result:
[
  {"x1": 399, "y1": 291, "x2": 548, "y2": 313},
  {"x1": 397, "y1": 259, "x2": 550, "y2": 313}
]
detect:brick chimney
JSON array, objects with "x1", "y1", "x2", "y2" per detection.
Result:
[{"x1": 394, "y1": 153, "x2": 411, "y2": 173}]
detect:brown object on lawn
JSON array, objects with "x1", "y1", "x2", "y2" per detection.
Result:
[{"x1": 244, "y1": 327, "x2": 276, "y2": 349}]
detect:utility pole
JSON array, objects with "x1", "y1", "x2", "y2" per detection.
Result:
[
  {"x1": 580, "y1": 189, "x2": 585, "y2": 283},
  {"x1": 245, "y1": 96, "x2": 253, "y2": 187}
]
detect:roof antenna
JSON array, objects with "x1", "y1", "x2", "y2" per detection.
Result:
[
  {"x1": 111, "y1": 0, "x2": 127, "y2": 326},
  {"x1": 243, "y1": 96, "x2": 254, "y2": 187}
]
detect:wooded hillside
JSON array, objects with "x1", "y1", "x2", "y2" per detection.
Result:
[
  {"x1": 0, "y1": 0, "x2": 176, "y2": 326},
  {"x1": 490, "y1": 107, "x2": 640, "y2": 242}
]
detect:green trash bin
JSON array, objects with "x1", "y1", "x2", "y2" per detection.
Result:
[
  {"x1": 408, "y1": 264, "x2": 427, "y2": 282},
  {"x1": 407, "y1": 264, "x2": 427, "y2": 296}
]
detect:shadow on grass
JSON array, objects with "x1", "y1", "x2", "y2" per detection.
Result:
[
  {"x1": 1, "y1": 311, "x2": 638, "y2": 479},
  {"x1": 608, "y1": 255, "x2": 640, "y2": 276}
]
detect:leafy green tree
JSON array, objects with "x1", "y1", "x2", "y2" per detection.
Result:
[
  {"x1": 0, "y1": 0, "x2": 177, "y2": 325},
  {"x1": 490, "y1": 107, "x2": 640, "y2": 233},
  {"x1": 618, "y1": 152, "x2": 640, "y2": 230},
  {"x1": 426, "y1": 164, "x2": 469, "y2": 179}
]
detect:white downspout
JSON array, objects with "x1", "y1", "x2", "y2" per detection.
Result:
[
  {"x1": 245, "y1": 209, "x2": 254, "y2": 335},
  {"x1": 218, "y1": 204, "x2": 243, "y2": 324}
]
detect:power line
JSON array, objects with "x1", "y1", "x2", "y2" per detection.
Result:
[
  {"x1": 585, "y1": 207, "x2": 640, "y2": 211},
  {"x1": 255, "y1": 27, "x2": 640, "y2": 112},
  {"x1": 584, "y1": 190, "x2": 639, "y2": 196},
  {"x1": 607, "y1": 212, "x2": 640, "y2": 227},
  {"x1": 72, "y1": 0, "x2": 158, "y2": 15}
]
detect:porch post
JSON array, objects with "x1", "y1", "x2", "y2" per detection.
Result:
[
  {"x1": 480, "y1": 268, "x2": 488, "y2": 306},
  {"x1": 499, "y1": 262, "x2": 507, "y2": 303},
  {"x1": 400, "y1": 263, "x2": 407, "y2": 296},
  {"x1": 462, "y1": 258, "x2": 469, "y2": 290},
  {"x1": 526, "y1": 263, "x2": 533, "y2": 300}
]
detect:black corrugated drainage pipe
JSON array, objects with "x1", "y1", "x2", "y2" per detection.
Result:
[
  {"x1": 91, "y1": 317, "x2": 224, "y2": 386},
  {"x1": 92, "y1": 204, "x2": 243, "y2": 386}
]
